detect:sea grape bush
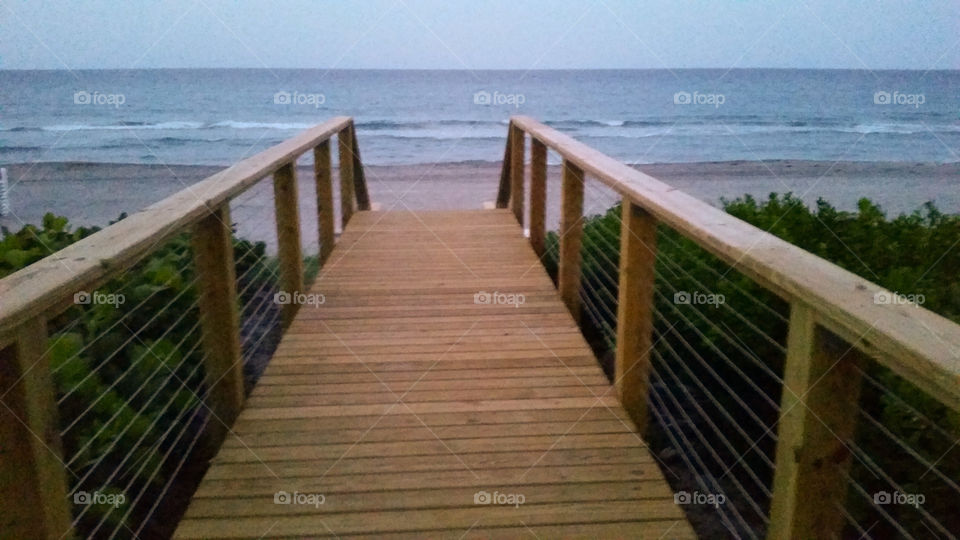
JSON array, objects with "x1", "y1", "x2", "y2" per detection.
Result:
[
  {"x1": 546, "y1": 193, "x2": 960, "y2": 538},
  {"x1": 1, "y1": 213, "x2": 274, "y2": 537}
]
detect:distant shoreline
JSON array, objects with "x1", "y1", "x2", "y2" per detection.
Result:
[{"x1": 3, "y1": 160, "x2": 959, "y2": 243}]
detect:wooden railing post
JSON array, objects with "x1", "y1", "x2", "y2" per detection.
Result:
[
  {"x1": 509, "y1": 124, "x2": 526, "y2": 225},
  {"x1": 495, "y1": 126, "x2": 512, "y2": 209},
  {"x1": 350, "y1": 126, "x2": 371, "y2": 211},
  {"x1": 191, "y1": 204, "x2": 245, "y2": 449},
  {"x1": 767, "y1": 302, "x2": 863, "y2": 540},
  {"x1": 614, "y1": 201, "x2": 658, "y2": 434},
  {"x1": 273, "y1": 162, "x2": 304, "y2": 329},
  {"x1": 314, "y1": 141, "x2": 335, "y2": 265},
  {"x1": 529, "y1": 138, "x2": 547, "y2": 257},
  {"x1": 558, "y1": 158, "x2": 584, "y2": 321},
  {"x1": 338, "y1": 125, "x2": 357, "y2": 228},
  {"x1": 0, "y1": 318, "x2": 73, "y2": 539}
]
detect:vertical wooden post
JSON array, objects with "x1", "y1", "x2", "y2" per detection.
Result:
[
  {"x1": 350, "y1": 127, "x2": 371, "y2": 211},
  {"x1": 614, "y1": 201, "x2": 658, "y2": 434},
  {"x1": 509, "y1": 124, "x2": 525, "y2": 225},
  {"x1": 338, "y1": 126, "x2": 357, "y2": 229},
  {"x1": 191, "y1": 204, "x2": 245, "y2": 448},
  {"x1": 0, "y1": 318, "x2": 73, "y2": 539},
  {"x1": 558, "y1": 159, "x2": 584, "y2": 322},
  {"x1": 314, "y1": 142, "x2": 335, "y2": 265},
  {"x1": 767, "y1": 302, "x2": 863, "y2": 540},
  {"x1": 529, "y1": 138, "x2": 548, "y2": 257},
  {"x1": 495, "y1": 127, "x2": 513, "y2": 209},
  {"x1": 274, "y1": 163, "x2": 304, "y2": 329}
]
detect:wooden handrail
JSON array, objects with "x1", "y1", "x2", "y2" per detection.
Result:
[
  {"x1": 502, "y1": 115, "x2": 960, "y2": 540},
  {"x1": 0, "y1": 116, "x2": 366, "y2": 340},
  {"x1": 0, "y1": 117, "x2": 369, "y2": 536},
  {"x1": 505, "y1": 115, "x2": 960, "y2": 413}
]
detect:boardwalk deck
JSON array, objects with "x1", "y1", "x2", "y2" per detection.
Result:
[{"x1": 175, "y1": 209, "x2": 695, "y2": 539}]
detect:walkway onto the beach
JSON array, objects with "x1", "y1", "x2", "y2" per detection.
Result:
[{"x1": 174, "y1": 209, "x2": 695, "y2": 539}]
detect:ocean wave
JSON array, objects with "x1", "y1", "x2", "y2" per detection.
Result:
[
  {"x1": 207, "y1": 120, "x2": 315, "y2": 130},
  {"x1": 41, "y1": 121, "x2": 204, "y2": 132}
]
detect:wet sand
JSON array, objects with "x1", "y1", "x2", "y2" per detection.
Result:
[{"x1": 3, "y1": 161, "x2": 959, "y2": 249}]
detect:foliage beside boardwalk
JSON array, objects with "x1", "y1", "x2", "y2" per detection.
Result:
[{"x1": 546, "y1": 194, "x2": 960, "y2": 538}]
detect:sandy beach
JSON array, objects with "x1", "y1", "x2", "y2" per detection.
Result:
[{"x1": 3, "y1": 160, "x2": 959, "y2": 250}]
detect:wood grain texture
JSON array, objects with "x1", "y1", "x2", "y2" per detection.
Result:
[
  {"x1": 511, "y1": 114, "x2": 960, "y2": 412},
  {"x1": 338, "y1": 125, "x2": 357, "y2": 228},
  {"x1": 0, "y1": 318, "x2": 73, "y2": 539},
  {"x1": 614, "y1": 201, "x2": 658, "y2": 434},
  {"x1": 174, "y1": 209, "x2": 694, "y2": 539},
  {"x1": 191, "y1": 205, "x2": 245, "y2": 449},
  {"x1": 558, "y1": 159, "x2": 584, "y2": 322},
  {"x1": 529, "y1": 137, "x2": 548, "y2": 257},
  {"x1": 314, "y1": 141, "x2": 336, "y2": 264},
  {"x1": 273, "y1": 163, "x2": 304, "y2": 329},
  {"x1": 509, "y1": 124, "x2": 526, "y2": 225},
  {"x1": 767, "y1": 303, "x2": 863, "y2": 540}
]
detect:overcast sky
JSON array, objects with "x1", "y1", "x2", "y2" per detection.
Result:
[{"x1": 1, "y1": 0, "x2": 958, "y2": 70}]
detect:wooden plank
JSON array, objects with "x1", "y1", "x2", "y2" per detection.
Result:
[
  {"x1": 614, "y1": 201, "x2": 658, "y2": 434},
  {"x1": 510, "y1": 114, "x2": 960, "y2": 412},
  {"x1": 176, "y1": 210, "x2": 690, "y2": 538},
  {"x1": 0, "y1": 318, "x2": 73, "y2": 539},
  {"x1": 0, "y1": 117, "x2": 350, "y2": 337},
  {"x1": 767, "y1": 302, "x2": 863, "y2": 540},
  {"x1": 529, "y1": 137, "x2": 548, "y2": 257},
  {"x1": 175, "y1": 500, "x2": 686, "y2": 539},
  {"x1": 509, "y1": 123, "x2": 525, "y2": 224},
  {"x1": 314, "y1": 140, "x2": 336, "y2": 264},
  {"x1": 191, "y1": 204, "x2": 245, "y2": 448},
  {"x1": 338, "y1": 124, "x2": 357, "y2": 227},
  {"x1": 558, "y1": 158, "x2": 584, "y2": 322},
  {"x1": 273, "y1": 162, "x2": 304, "y2": 329}
]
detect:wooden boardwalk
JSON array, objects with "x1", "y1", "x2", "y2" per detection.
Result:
[{"x1": 175, "y1": 209, "x2": 695, "y2": 539}]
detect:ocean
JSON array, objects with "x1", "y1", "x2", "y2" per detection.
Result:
[{"x1": 1, "y1": 69, "x2": 958, "y2": 166}]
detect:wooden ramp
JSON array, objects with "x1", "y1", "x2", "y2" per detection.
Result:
[{"x1": 175, "y1": 209, "x2": 695, "y2": 539}]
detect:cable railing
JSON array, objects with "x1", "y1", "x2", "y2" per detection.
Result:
[
  {"x1": 0, "y1": 117, "x2": 369, "y2": 539},
  {"x1": 500, "y1": 115, "x2": 960, "y2": 539}
]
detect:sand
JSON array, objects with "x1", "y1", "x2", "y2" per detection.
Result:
[{"x1": 3, "y1": 160, "x2": 959, "y2": 251}]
